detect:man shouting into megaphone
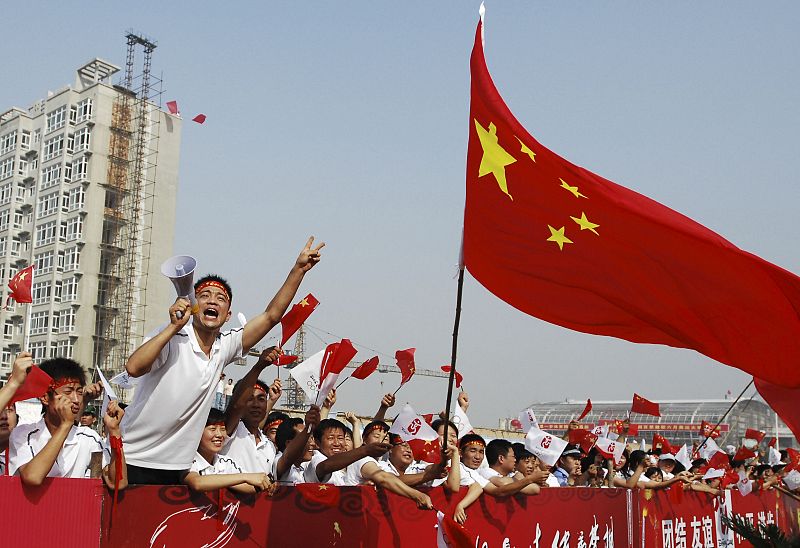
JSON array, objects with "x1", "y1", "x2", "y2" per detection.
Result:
[{"x1": 119, "y1": 237, "x2": 324, "y2": 485}]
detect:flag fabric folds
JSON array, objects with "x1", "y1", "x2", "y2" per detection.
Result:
[
  {"x1": 395, "y1": 348, "x2": 416, "y2": 386},
  {"x1": 350, "y1": 356, "x2": 379, "y2": 380},
  {"x1": 165, "y1": 100, "x2": 179, "y2": 115},
  {"x1": 462, "y1": 17, "x2": 800, "y2": 389},
  {"x1": 754, "y1": 378, "x2": 800, "y2": 444},
  {"x1": 699, "y1": 421, "x2": 721, "y2": 439},
  {"x1": 524, "y1": 428, "x2": 568, "y2": 467},
  {"x1": 318, "y1": 339, "x2": 357, "y2": 388},
  {"x1": 440, "y1": 365, "x2": 463, "y2": 388},
  {"x1": 7, "y1": 265, "x2": 34, "y2": 305},
  {"x1": 744, "y1": 428, "x2": 766, "y2": 443},
  {"x1": 577, "y1": 399, "x2": 592, "y2": 421},
  {"x1": 631, "y1": 394, "x2": 660, "y2": 417},
  {"x1": 279, "y1": 294, "x2": 319, "y2": 347},
  {"x1": 9, "y1": 365, "x2": 53, "y2": 406}
]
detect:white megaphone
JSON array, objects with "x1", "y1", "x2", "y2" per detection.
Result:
[{"x1": 161, "y1": 255, "x2": 198, "y2": 319}]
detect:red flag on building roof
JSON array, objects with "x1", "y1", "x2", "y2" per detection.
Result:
[
  {"x1": 631, "y1": 394, "x2": 660, "y2": 417},
  {"x1": 279, "y1": 294, "x2": 319, "y2": 347},
  {"x1": 9, "y1": 365, "x2": 53, "y2": 405},
  {"x1": 350, "y1": 356, "x2": 379, "y2": 380},
  {"x1": 755, "y1": 378, "x2": 800, "y2": 444},
  {"x1": 395, "y1": 348, "x2": 416, "y2": 386},
  {"x1": 7, "y1": 265, "x2": 34, "y2": 306},
  {"x1": 440, "y1": 365, "x2": 463, "y2": 388},
  {"x1": 744, "y1": 428, "x2": 766, "y2": 443},
  {"x1": 577, "y1": 399, "x2": 592, "y2": 421},
  {"x1": 462, "y1": 13, "x2": 800, "y2": 389},
  {"x1": 166, "y1": 100, "x2": 179, "y2": 115}
]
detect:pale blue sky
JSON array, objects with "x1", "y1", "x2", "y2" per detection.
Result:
[{"x1": 4, "y1": 2, "x2": 799, "y2": 425}]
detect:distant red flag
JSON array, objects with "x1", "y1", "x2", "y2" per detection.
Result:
[
  {"x1": 700, "y1": 421, "x2": 722, "y2": 439},
  {"x1": 786, "y1": 448, "x2": 800, "y2": 472},
  {"x1": 707, "y1": 451, "x2": 731, "y2": 471},
  {"x1": 631, "y1": 393, "x2": 660, "y2": 417},
  {"x1": 510, "y1": 419, "x2": 523, "y2": 430},
  {"x1": 280, "y1": 294, "x2": 319, "y2": 347},
  {"x1": 755, "y1": 378, "x2": 800, "y2": 444},
  {"x1": 744, "y1": 429, "x2": 766, "y2": 443},
  {"x1": 295, "y1": 483, "x2": 339, "y2": 508},
  {"x1": 7, "y1": 265, "x2": 35, "y2": 305},
  {"x1": 9, "y1": 365, "x2": 53, "y2": 405},
  {"x1": 463, "y1": 17, "x2": 800, "y2": 389},
  {"x1": 440, "y1": 365, "x2": 463, "y2": 388},
  {"x1": 652, "y1": 434, "x2": 675, "y2": 455},
  {"x1": 192, "y1": 114, "x2": 206, "y2": 124},
  {"x1": 165, "y1": 100, "x2": 179, "y2": 115},
  {"x1": 569, "y1": 429, "x2": 598, "y2": 454},
  {"x1": 276, "y1": 354, "x2": 299, "y2": 366},
  {"x1": 768, "y1": 437, "x2": 777, "y2": 448},
  {"x1": 395, "y1": 348, "x2": 416, "y2": 386},
  {"x1": 408, "y1": 438, "x2": 441, "y2": 464},
  {"x1": 733, "y1": 447, "x2": 757, "y2": 461},
  {"x1": 577, "y1": 399, "x2": 592, "y2": 421},
  {"x1": 350, "y1": 356, "x2": 379, "y2": 380},
  {"x1": 319, "y1": 339, "x2": 357, "y2": 387}
]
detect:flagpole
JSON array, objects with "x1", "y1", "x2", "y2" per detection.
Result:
[
  {"x1": 441, "y1": 267, "x2": 465, "y2": 453},
  {"x1": 698, "y1": 379, "x2": 753, "y2": 454},
  {"x1": 22, "y1": 302, "x2": 32, "y2": 351}
]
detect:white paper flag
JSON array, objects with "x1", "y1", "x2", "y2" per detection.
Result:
[
  {"x1": 595, "y1": 436, "x2": 625, "y2": 465},
  {"x1": 389, "y1": 404, "x2": 438, "y2": 441},
  {"x1": 289, "y1": 350, "x2": 325, "y2": 401},
  {"x1": 452, "y1": 404, "x2": 474, "y2": 440},
  {"x1": 768, "y1": 446, "x2": 782, "y2": 466},
  {"x1": 109, "y1": 370, "x2": 138, "y2": 389},
  {"x1": 783, "y1": 469, "x2": 800, "y2": 491},
  {"x1": 675, "y1": 444, "x2": 693, "y2": 471},
  {"x1": 524, "y1": 427, "x2": 568, "y2": 467},
  {"x1": 518, "y1": 408, "x2": 540, "y2": 433},
  {"x1": 736, "y1": 470, "x2": 753, "y2": 496},
  {"x1": 96, "y1": 368, "x2": 118, "y2": 420}
]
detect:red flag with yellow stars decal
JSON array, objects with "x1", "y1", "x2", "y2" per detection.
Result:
[
  {"x1": 7, "y1": 265, "x2": 34, "y2": 305},
  {"x1": 279, "y1": 293, "x2": 319, "y2": 347},
  {"x1": 463, "y1": 15, "x2": 800, "y2": 389}
]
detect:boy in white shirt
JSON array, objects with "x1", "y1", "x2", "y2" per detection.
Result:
[
  {"x1": 273, "y1": 407, "x2": 321, "y2": 485},
  {"x1": 182, "y1": 408, "x2": 271, "y2": 495}
]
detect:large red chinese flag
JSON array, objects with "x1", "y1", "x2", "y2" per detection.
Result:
[
  {"x1": 7, "y1": 265, "x2": 34, "y2": 304},
  {"x1": 462, "y1": 17, "x2": 800, "y2": 388},
  {"x1": 631, "y1": 393, "x2": 660, "y2": 417},
  {"x1": 755, "y1": 378, "x2": 800, "y2": 443},
  {"x1": 279, "y1": 294, "x2": 319, "y2": 347}
]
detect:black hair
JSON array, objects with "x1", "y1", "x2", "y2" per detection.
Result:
[
  {"x1": 431, "y1": 419, "x2": 458, "y2": 436},
  {"x1": 313, "y1": 418, "x2": 348, "y2": 443},
  {"x1": 754, "y1": 464, "x2": 772, "y2": 477},
  {"x1": 627, "y1": 450, "x2": 647, "y2": 471},
  {"x1": 644, "y1": 467, "x2": 662, "y2": 480},
  {"x1": 81, "y1": 408, "x2": 97, "y2": 417},
  {"x1": 512, "y1": 442, "x2": 534, "y2": 461},
  {"x1": 230, "y1": 378, "x2": 269, "y2": 411},
  {"x1": 275, "y1": 417, "x2": 304, "y2": 452},
  {"x1": 194, "y1": 274, "x2": 233, "y2": 302},
  {"x1": 458, "y1": 433, "x2": 486, "y2": 451},
  {"x1": 486, "y1": 439, "x2": 513, "y2": 466},
  {"x1": 206, "y1": 407, "x2": 225, "y2": 426},
  {"x1": 39, "y1": 358, "x2": 86, "y2": 389},
  {"x1": 265, "y1": 411, "x2": 290, "y2": 430},
  {"x1": 362, "y1": 420, "x2": 389, "y2": 439}
]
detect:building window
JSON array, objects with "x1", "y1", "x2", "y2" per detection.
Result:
[
  {"x1": 0, "y1": 183, "x2": 13, "y2": 206},
  {"x1": 32, "y1": 281, "x2": 51, "y2": 305},
  {"x1": 40, "y1": 164, "x2": 62, "y2": 190},
  {"x1": 0, "y1": 158, "x2": 13, "y2": 181},
  {"x1": 0, "y1": 236, "x2": 6, "y2": 255},
  {"x1": 65, "y1": 216, "x2": 82, "y2": 242},
  {"x1": 63, "y1": 276, "x2": 79, "y2": 302},
  {"x1": 35, "y1": 220, "x2": 57, "y2": 246},
  {"x1": 3, "y1": 320, "x2": 13, "y2": 340},
  {"x1": 2, "y1": 348, "x2": 12, "y2": 367},
  {"x1": 73, "y1": 156, "x2": 88, "y2": 181},
  {"x1": 33, "y1": 129, "x2": 41, "y2": 144},
  {"x1": 67, "y1": 186, "x2": 85, "y2": 211},
  {"x1": 0, "y1": 209, "x2": 9, "y2": 231},
  {"x1": 16, "y1": 159, "x2": 27, "y2": 177},
  {"x1": 37, "y1": 191, "x2": 60, "y2": 217},
  {"x1": 29, "y1": 341, "x2": 47, "y2": 361},
  {"x1": 74, "y1": 127, "x2": 90, "y2": 152},
  {"x1": 77, "y1": 98, "x2": 93, "y2": 123},
  {"x1": 46, "y1": 106, "x2": 66, "y2": 133},
  {"x1": 0, "y1": 131, "x2": 16, "y2": 155},
  {"x1": 20, "y1": 131, "x2": 30, "y2": 151},
  {"x1": 42, "y1": 134, "x2": 64, "y2": 161},
  {"x1": 30, "y1": 311, "x2": 49, "y2": 335},
  {"x1": 56, "y1": 338, "x2": 74, "y2": 359},
  {"x1": 64, "y1": 246, "x2": 80, "y2": 272},
  {"x1": 34, "y1": 250, "x2": 55, "y2": 274},
  {"x1": 10, "y1": 238, "x2": 20, "y2": 257},
  {"x1": 60, "y1": 308, "x2": 76, "y2": 334}
]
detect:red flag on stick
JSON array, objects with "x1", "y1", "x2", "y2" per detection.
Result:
[
  {"x1": 569, "y1": 429, "x2": 598, "y2": 454},
  {"x1": 652, "y1": 434, "x2": 675, "y2": 455},
  {"x1": 395, "y1": 348, "x2": 416, "y2": 386},
  {"x1": 276, "y1": 354, "x2": 298, "y2": 366},
  {"x1": 165, "y1": 100, "x2": 179, "y2": 115},
  {"x1": 744, "y1": 429, "x2": 766, "y2": 443},
  {"x1": 408, "y1": 438, "x2": 441, "y2": 464},
  {"x1": 733, "y1": 447, "x2": 757, "y2": 461},
  {"x1": 440, "y1": 365, "x2": 463, "y2": 388},
  {"x1": 631, "y1": 394, "x2": 660, "y2": 417},
  {"x1": 8, "y1": 365, "x2": 53, "y2": 405},
  {"x1": 755, "y1": 378, "x2": 800, "y2": 444},
  {"x1": 462, "y1": 15, "x2": 800, "y2": 389},
  {"x1": 7, "y1": 265, "x2": 34, "y2": 306},
  {"x1": 318, "y1": 339, "x2": 357, "y2": 387},
  {"x1": 577, "y1": 399, "x2": 592, "y2": 421},
  {"x1": 279, "y1": 294, "x2": 319, "y2": 347},
  {"x1": 767, "y1": 437, "x2": 777, "y2": 448},
  {"x1": 700, "y1": 421, "x2": 722, "y2": 439},
  {"x1": 350, "y1": 356, "x2": 379, "y2": 380}
]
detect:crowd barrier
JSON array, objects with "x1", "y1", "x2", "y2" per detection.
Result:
[{"x1": 2, "y1": 476, "x2": 798, "y2": 547}]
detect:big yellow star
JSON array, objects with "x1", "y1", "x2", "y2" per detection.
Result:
[
  {"x1": 546, "y1": 225, "x2": 573, "y2": 250},
  {"x1": 299, "y1": 298, "x2": 309, "y2": 307},
  {"x1": 559, "y1": 178, "x2": 587, "y2": 199},
  {"x1": 18, "y1": 271, "x2": 28, "y2": 281},
  {"x1": 516, "y1": 137, "x2": 536, "y2": 162},
  {"x1": 570, "y1": 212, "x2": 600, "y2": 235},
  {"x1": 474, "y1": 119, "x2": 517, "y2": 200}
]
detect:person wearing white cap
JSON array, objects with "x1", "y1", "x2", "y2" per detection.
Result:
[{"x1": 658, "y1": 453, "x2": 677, "y2": 480}]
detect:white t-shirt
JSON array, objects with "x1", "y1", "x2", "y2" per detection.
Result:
[
  {"x1": 459, "y1": 462, "x2": 489, "y2": 488},
  {"x1": 479, "y1": 467, "x2": 503, "y2": 481},
  {"x1": 377, "y1": 459, "x2": 402, "y2": 476},
  {"x1": 304, "y1": 450, "x2": 346, "y2": 486},
  {"x1": 190, "y1": 452, "x2": 243, "y2": 475},
  {"x1": 545, "y1": 473, "x2": 560, "y2": 487},
  {"x1": 272, "y1": 451, "x2": 309, "y2": 485},
  {"x1": 9, "y1": 418, "x2": 105, "y2": 478},
  {"x1": 223, "y1": 382, "x2": 234, "y2": 397},
  {"x1": 120, "y1": 322, "x2": 244, "y2": 469},
  {"x1": 219, "y1": 421, "x2": 276, "y2": 474},
  {"x1": 342, "y1": 456, "x2": 378, "y2": 486},
  {"x1": 215, "y1": 380, "x2": 225, "y2": 395}
]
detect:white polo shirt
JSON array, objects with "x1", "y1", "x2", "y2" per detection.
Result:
[
  {"x1": 459, "y1": 462, "x2": 489, "y2": 487},
  {"x1": 272, "y1": 451, "x2": 309, "y2": 485},
  {"x1": 304, "y1": 450, "x2": 346, "y2": 486},
  {"x1": 190, "y1": 452, "x2": 243, "y2": 475},
  {"x1": 8, "y1": 418, "x2": 104, "y2": 478},
  {"x1": 342, "y1": 455, "x2": 379, "y2": 486},
  {"x1": 120, "y1": 321, "x2": 244, "y2": 470},
  {"x1": 479, "y1": 467, "x2": 503, "y2": 481},
  {"x1": 377, "y1": 459, "x2": 402, "y2": 476},
  {"x1": 219, "y1": 421, "x2": 276, "y2": 474}
]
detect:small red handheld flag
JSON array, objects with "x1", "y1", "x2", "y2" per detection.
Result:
[
  {"x1": 631, "y1": 393, "x2": 660, "y2": 417},
  {"x1": 768, "y1": 437, "x2": 777, "y2": 448},
  {"x1": 510, "y1": 418, "x2": 523, "y2": 430},
  {"x1": 276, "y1": 354, "x2": 299, "y2": 366},
  {"x1": 733, "y1": 447, "x2": 757, "y2": 461},
  {"x1": 569, "y1": 429, "x2": 598, "y2": 454},
  {"x1": 408, "y1": 438, "x2": 441, "y2": 464},
  {"x1": 744, "y1": 428, "x2": 766, "y2": 443},
  {"x1": 395, "y1": 348, "x2": 416, "y2": 386},
  {"x1": 350, "y1": 356, "x2": 379, "y2": 380},
  {"x1": 7, "y1": 265, "x2": 35, "y2": 305},
  {"x1": 440, "y1": 365, "x2": 463, "y2": 388},
  {"x1": 577, "y1": 399, "x2": 592, "y2": 421},
  {"x1": 9, "y1": 365, "x2": 53, "y2": 405},
  {"x1": 319, "y1": 339, "x2": 357, "y2": 387},
  {"x1": 700, "y1": 420, "x2": 722, "y2": 439},
  {"x1": 652, "y1": 434, "x2": 674, "y2": 455},
  {"x1": 280, "y1": 294, "x2": 319, "y2": 347}
]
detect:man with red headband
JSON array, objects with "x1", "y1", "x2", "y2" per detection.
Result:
[{"x1": 121, "y1": 237, "x2": 323, "y2": 485}]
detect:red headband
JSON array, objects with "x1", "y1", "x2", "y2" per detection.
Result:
[
  {"x1": 365, "y1": 424, "x2": 388, "y2": 435},
  {"x1": 463, "y1": 440, "x2": 486, "y2": 449},
  {"x1": 49, "y1": 377, "x2": 83, "y2": 392},
  {"x1": 208, "y1": 420, "x2": 226, "y2": 427},
  {"x1": 195, "y1": 280, "x2": 230, "y2": 300},
  {"x1": 253, "y1": 384, "x2": 266, "y2": 394},
  {"x1": 266, "y1": 419, "x2": 283, "y2": 430}
]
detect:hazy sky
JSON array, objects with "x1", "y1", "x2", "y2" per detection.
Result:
[{"x1": 4, "y1": 2, "x2": 798, "y2": 426}]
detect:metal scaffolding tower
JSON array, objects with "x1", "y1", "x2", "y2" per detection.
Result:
[
  {"x1": 283, "y1": 325, "x2": 307, "y2": 409},
  {"x1": 93, "y1": 33, "x2": 161, "y2": 380}
]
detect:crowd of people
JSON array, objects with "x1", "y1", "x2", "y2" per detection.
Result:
[{"x1": 0, "y1": 236, "x2": 798, "y2": 527}]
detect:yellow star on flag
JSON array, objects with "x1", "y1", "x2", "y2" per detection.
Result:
[
  {"x1": 299, "y1": 298, "x2": 309, "y2": 307},
  {"x1": 474, "y1": 119, "x2": 517, "y2": 200},
  {"x1": 18, "y1": 271, "x2": 28, "y2": 281},
  {"x1": 516, "y1": 137, "x2": 536, "y2": 162},
  {"x1": 547, "y1": 225, "x2": 573, "y2": 251},
  {"x1": 559, "y1": 178, "x2": 587, "y2": 199},
  {"x1": 570, "y1": 212, "x2": 600, "y2": 235}
]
